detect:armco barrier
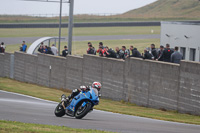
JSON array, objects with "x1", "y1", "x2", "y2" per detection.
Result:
[{"x1": 1, "y1": 52, "x2": 200, "y2": 115}]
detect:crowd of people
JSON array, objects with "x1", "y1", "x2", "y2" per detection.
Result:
[
  {"x1": 87, "y1": 42, "x2": 183, "y2": 64},
  {"x1": 0, "y1": 42, "x2": 5, "y2": 53},
  {"x1": 37, "y1": 42, "x2": 68, "y2": 57},
  {"x1": 2, "y1": 40, "x2": 183, "y2": 64}
]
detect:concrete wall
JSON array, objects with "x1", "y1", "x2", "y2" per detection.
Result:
[
  {"x1": 1, "y1": 52, "x2": 200, "y2": 115},
  {"x1": 0, "y1": 53, "x2": 5, "y2": 77},
  {"x1": 65, "y1": 55, "x2": 83, "y2": 90},
  {"x1": 124, "y1": 58, "x2": 150, "y2": 106},
  {"x1": 14, "y1": 52, "x2": 26, "y2": 82},
  {"x1": 178, "y1": 61, "x2": 200, "y2": 115},
  {"x1": 101, "y1": 57, "x2": 125, "y2": 101},
  {"x1": 4, "y1": 53, "x2": 12, "y2": 78},
  {"x1": 148, "y1": 60, "x2": 180, "y2": 110}
]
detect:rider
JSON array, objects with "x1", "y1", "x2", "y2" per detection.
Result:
[{"x1": 63, "y1": 82, "x2": 102, "y2": 102}]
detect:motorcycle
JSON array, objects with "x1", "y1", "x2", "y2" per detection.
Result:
[{"x1": 54, "y1": 87, "x2": 100, "y2": 119}]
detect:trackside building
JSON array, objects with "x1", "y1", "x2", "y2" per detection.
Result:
[{"x1": 161, "y1": 21, "x2": 200, "y2": 62}]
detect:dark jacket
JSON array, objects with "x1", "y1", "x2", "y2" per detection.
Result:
[
  {"x1": 104, "y1": 49, "x2": 116, "y2": 58},
  {"x1": 116, "y1": 50, "x2": 122, "y2": 59},
  {"x1": 87, "y1": 48, "x2": 95, "y2": 55},
  {"x1": 171, "y1": 51, "x2": 183, "y2": 64},
  {"x1": 151, "y1": 48, "x2": 158, "y2": 60},
  {"x1": 158, "y1": 49, "x2": 164, "y2": 61},
  {"x1": 38, "y1": 47, "x2": 44, "y2": 53},
  {"x1": 143, "y1": 51, "x2": 153, "y2": 60},
  {"x1": 130, "y1": 48, "x2": 142, "y2": 58},
  {"x1": 47, "y1": 47, "x2": 54, "y2": 55},
  {"x1": 62, "y1": 49, "x2": 68, "y2": 57},
  {"x1": 159, "y1": 48, "x2": 174, "y2": 62}
]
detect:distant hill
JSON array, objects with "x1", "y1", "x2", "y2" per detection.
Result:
[{"x1": 122, "y1": 0, "x2": 200, "y2": 19}]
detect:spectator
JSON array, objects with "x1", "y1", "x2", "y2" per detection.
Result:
[
  {"x1": 88, "y1": 42, "x2": 92, "y2": 47},
  {"x1": 103, "y1": 46, "x2": 116, "y2": 58},
  {"x1": 38, "y1": 46, "x2": 44, "y2": 53},
  {"x1": 99, "y1": 42, "x2": 104, "y2": 49},
  {"x1": 115, "y1": 47, "x2": 122, "y2": 59},
  {"x1": 51, "y1": 44, "x2": 58, "y2": 56},
  {"x1": 20, "y1": 41, "x2": 27, "y2": 52},
  {"x1": 62, "y1": 46, "x2": 68, "y2": 57},
  {"x1": 87, "y1": 44, "x2": 95, "y2": 55},
  {"x1": 143, "y1": 49, "x2": 153, "y2": 60},
  {"x1": 43, "y1": 45, "x2": 48, "y2": 54},
  {"x1": 150, "y1": 44, "x2": 158, "y2": 60},
  {"x1": 171, "y1": 47, "x2": 183, "y2": 64},
  {"x1": 38, "y1": 42, "x2": 44, "y2": 53},
  {"x1": 0, "y1": 42, "x2": 5, "y2": 53},
  {"x1": 157, "y1": 45, "x2": 164, "y2": 61},
  {"x1": 158, "y1": 44, "x2": 174, "y2": 62},
  {"x1": 129, "y1": 46, "x2": 142, "y2": 58},
  {"x1": 47, "y1": 46, "x2": 54, "y2": 55},
  {"x1": 120, "y1": 46, "x2": 129, "y2": 60},
  {"x1": 98, "y1": 46, "x2": 106, "y2": 57}
]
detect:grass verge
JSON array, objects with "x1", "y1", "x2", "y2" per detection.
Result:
[
  {"x1": 0, "y1": 120, "x2": 112, "y2": 133},
  {"x1": 0, "y1": 26, "x2": 160, "y2": 37},
  {"x1": 0, "y1": 78, "x2": 200, "y2": 125}
]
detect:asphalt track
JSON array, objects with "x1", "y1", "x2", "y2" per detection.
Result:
[
  {"x1": 0, "y1": 90, "x2": 200, "y2": 133},
  {"x1": 0, "y1": 34, "x2": 160, "y2": 45}
]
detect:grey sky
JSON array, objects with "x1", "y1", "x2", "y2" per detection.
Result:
[{"x1": 1, "y1": 0, "x2": 157, "y2": 15}]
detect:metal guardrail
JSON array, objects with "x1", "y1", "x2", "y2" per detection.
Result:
[{"x1": 0, "y1": 22, "x2": 161, "y2": 28}]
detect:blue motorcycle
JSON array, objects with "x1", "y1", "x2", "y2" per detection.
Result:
[{"x1": 54, "y1": 87, "x2": 100, "y2": 119}]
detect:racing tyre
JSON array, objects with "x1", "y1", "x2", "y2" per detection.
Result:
[
  {"x1": 54, "y1": 102, "x2": 65, "y2": 117},
  {"x1": 75, "y1": 102, "x2": 92, "y2": 119}
]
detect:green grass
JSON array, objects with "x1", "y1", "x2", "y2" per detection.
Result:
[
  {"x1": 5, "y1": 39, "x2": 160, "y2": 56},
  {"x1": 0, "y1": 120, "x2": 113, "y2": 133},
  {"x1": 0, "y1": 26, "x2": 160, "y2": 37},
  {"x1": 0, "y1": 78, "x2": 200, "y2": 125}
]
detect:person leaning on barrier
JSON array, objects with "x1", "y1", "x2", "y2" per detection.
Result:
[
  {"x1": 62, "y1": 46, "x2": 68, "y2": 57},
  {"x1": 38, "y1": 42, "x2": 44, "y2": 53},
  {"x1": 97, "y1": 46, "x2": 106, "y2": 57},
  {"x1": 51, "y1": 44, "x2": 58, "y2": 56},
  {"x1": 0, "y1": 42, "x2": 5, "y2": 53},
  {"x1": 129, "y1": 45, "x2": 142, "y2": 58},
  {"x1": 115, "y1": 47, "x2": 123, "y2": 59},
  {"x1": 143, "y1": 49, "x2": 153, "y2": 60},
  {"x1": 120, "y1": 46, "x2": 129, "y2": 60},
  {"x1": 103, "y1": 46, "x2": 116, "y2": 58},
  {"x1": 157, "y1": 45, "x2": 164, "y2": 61},
  {"x1": 158, "y1": 44, "x2": 174, "y2": 62},
  {"x1": 20, "y1": 41, "x2": 27, "y2": 52},
  {"x1": 150, "y1": 44, "x2": 158, "y2": 60},
  {"x1": 171, "y1": 46, "x2": 183, "y2": 64},
  {"x1": 87, "y1": 44, "x2": 95, "y2": 55}
]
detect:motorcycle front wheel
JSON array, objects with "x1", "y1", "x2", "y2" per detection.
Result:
[
  {"x1": 54, "y1": 102, "x2": 65, "y2": 117},
  {"x1": 75, "y1": 102, "x2": 92, "y2": 119}
]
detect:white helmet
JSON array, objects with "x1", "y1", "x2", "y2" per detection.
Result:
[{"x1": 92, "y1": 82, "x2": 102, "y2": 91}]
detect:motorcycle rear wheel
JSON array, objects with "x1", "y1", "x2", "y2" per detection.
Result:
[
  {"x1": 54, "y1": 102, "x2": 65, "y2": 117},
  {"x1": 75, "y1": 102, "x2": 92, "y2": 119}
]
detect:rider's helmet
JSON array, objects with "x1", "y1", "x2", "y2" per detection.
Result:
[{"x1": 92, "y1": 82, "x2": 102, "y2": 91}]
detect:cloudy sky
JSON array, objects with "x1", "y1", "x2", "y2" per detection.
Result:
[{"x1": 1, "y1": 0, "x2": 157, "y2": 15}]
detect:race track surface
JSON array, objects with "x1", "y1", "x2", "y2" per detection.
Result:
[
  {"x1": 0, "y1": 34, "x2": 160, "y2": 45},
  {"x1": 0, "y1": 90, "x2": 200, "y2": 133}
]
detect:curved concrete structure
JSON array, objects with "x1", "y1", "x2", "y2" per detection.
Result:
[{"x1": 27, "y1": 37, "x2": 65, "y2": 55}]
